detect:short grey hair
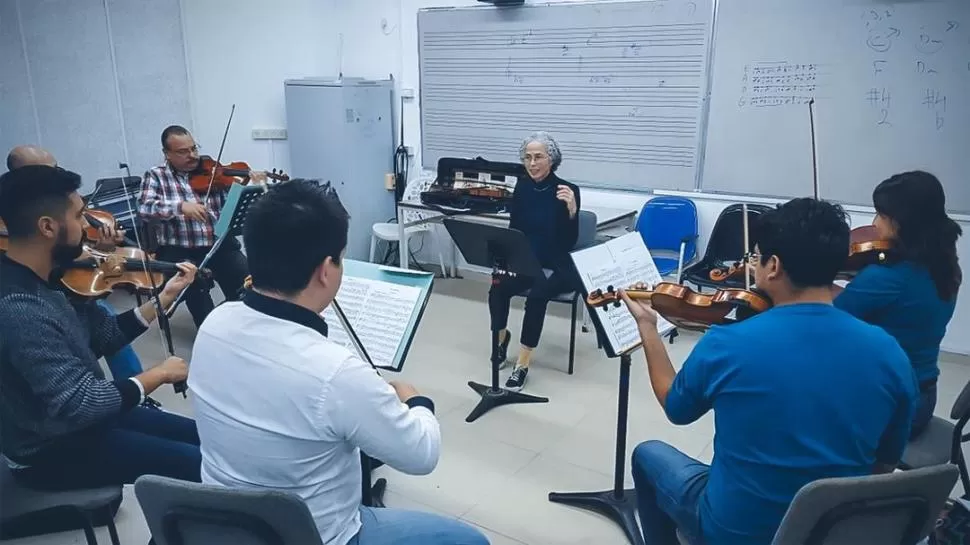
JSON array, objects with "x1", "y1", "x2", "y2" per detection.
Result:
[{"x1": 519, "y1": 131, "x2": 562, "y2": 172}]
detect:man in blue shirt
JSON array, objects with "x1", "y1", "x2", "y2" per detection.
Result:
[{"x1": 621, "y1": 198, "x2": 919, "y2": 545}]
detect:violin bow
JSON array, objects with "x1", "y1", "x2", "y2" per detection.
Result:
[
  {"x1": 743, "y1": 202, "x2": 751, "y2": 291},
  {"x1": 117, "y1": 162, "x2": 187, "y2": 396},
  {"x1": 331, "y1": 299, "x2": 378, "y2": 374},
  {"x1": 203, "y1": 104, "x2": 236, "y2": 206},
  {"x1": 809, "y1": 98, "x2": 820, "y2": 200}
]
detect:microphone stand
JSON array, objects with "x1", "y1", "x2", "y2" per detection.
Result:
[{"x1": 119, "y1": 162, "x2": 186, "y2": 396}]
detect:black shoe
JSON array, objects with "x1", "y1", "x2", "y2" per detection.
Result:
[
  {"x1": 505, "y1": 366, "x2": 529, "y2": 391},
  {"x1": 141, "y1": 396, "x2": 163, "y2": 410},
  {"x1": 494, "y1": 330, "x2": 512, "y2": 370}
]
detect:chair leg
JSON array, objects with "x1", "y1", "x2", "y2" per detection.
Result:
[
  {"x1": 581, "y1": 303, "x2": 590, "y2": 333},
  {"x1": 568, "y1": 298, "x2": 578, "y2": 375},
  {"x1": 369, "y1": 234, "x2": 378, "y2": 264},
  {"x1": 105, "y1": 506, "x2": 120, "y2": 545},
  {"x1": 75, "y1": 508, "x2": 99, "y2": 545}
]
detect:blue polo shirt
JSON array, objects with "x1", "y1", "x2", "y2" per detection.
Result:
[
  {"x1": 666, "y1": 303, "x2": 918, "y2": 545},
  {"x1": 834, "y1": 262, "x2": 956, "y2": 383}
]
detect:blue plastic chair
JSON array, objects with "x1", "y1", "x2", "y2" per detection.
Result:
[{"x1": 635, "y1": 196, "x2": 699, "y2": 280}]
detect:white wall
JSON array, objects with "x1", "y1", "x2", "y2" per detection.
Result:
[
  {"x1": 323, "y1": 0, "x2": 970, "y2": 355},
  {"x1": 179, "y1": 0, "x2": 340, "y2": 177},
  {"x1": 170, "y1": 0, "x2": 969, "y2": 355}
]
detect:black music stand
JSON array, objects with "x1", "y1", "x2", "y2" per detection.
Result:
[
  {"x1": 332, "y1": 299, "x2": 386, "y2": 508},
  {"x1": 165, "y1": 184, "x2": 265, "y2": 318},
  {"x1": 547, "y1": 293, "x2": 658, "y2": 545},
  {"x1": 443, "y1": 218, "x2": 550, "y2": 422}
]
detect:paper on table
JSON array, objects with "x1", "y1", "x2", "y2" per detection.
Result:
[
  {"x1": 572, "y1": 232, "x2": 674, "y2": 356},
  {"x1": 321, "y1": 276, "x2": 422, "y2": 369}
]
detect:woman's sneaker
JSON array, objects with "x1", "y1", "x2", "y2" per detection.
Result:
[{"x1": 505, "y1": 366, "x2": 529, "y2": 391}]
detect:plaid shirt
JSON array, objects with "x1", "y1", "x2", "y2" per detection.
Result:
[{"x1": 138, "y1": 162, "x2": 229, "y2": 248}]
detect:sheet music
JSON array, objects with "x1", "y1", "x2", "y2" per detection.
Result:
[
  {"x1": 321, "y1": 276, "x2": 422, "y2": 369},
  {"x1": 571, "y1": 233, "x2": 674, "y2": 355}
]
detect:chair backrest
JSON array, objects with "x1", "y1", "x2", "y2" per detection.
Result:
[
  {"x1": 771, "y1": 464, "x2": 959, "y2": 545},
  {"x1": 134, "y1": 475, "x2": 324, "y2": 545},
  {"x1": 574, "y1": 210, "x2": 598, "y2": 250},
  {"x1": 400, "y1": 173, "x2": 439, "y2": 226},
  {"x1": 701, "y1": 203, "x2": 773, "y2": 263},
  {"x1": 635, "y1": 196, "x2": 698, "y2": 261}
]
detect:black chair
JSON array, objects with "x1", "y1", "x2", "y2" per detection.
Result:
[
  {"x1": 676, "y1": 464, "x2": 959, "y2": 545},
  {"x1": 899, "y1": 378, "x2": 970, "y2": 500},
  {"x1": 0, "y1": 465, "x2": 122, "y2": 545},
  {"x1": 135, "y1": 474, "x2": 324, "y2": 545},
  {"x1": 681, "y1": 203, "x2": 773, "y2": 291}
]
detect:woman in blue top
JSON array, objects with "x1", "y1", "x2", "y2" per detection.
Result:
[
  {"x1": 487, "y1": 132, "x2": 581, "y2": 391},
  {"x1": 834, "y1": 171, "x2": 962, "y2": 438}
]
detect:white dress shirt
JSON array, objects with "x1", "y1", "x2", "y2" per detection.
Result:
[{"x1": 188, "y1": 292, "x2": 441, "y2": 545}]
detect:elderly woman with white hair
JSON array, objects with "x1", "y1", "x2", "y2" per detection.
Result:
[{"x1": 488, "y1": 132, "x2": 581, "y2": 391}]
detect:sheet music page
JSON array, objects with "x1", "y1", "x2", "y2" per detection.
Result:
[
  {"x1": 321, "y1": 276, "x2": 422, "y2": 369},
  {"x1": 572, "y1": 233, "x2": 674, "y2": 355}
]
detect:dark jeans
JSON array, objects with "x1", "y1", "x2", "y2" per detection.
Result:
[
  {"x1": 155, "y1": 238, "x2": 248, "y2": 328},
  {"x1": 632, "y1": 440, "x2": 709, "y2": 545},
  {"x1": 911, "y1": 380, "x2": 938, "y2": 439},
  {"x1": 12, "y1": 407, "x2": 201, "y2": 490},
  {"x1": 487, "y1": 266, "x2": 578, "y2": 348}
]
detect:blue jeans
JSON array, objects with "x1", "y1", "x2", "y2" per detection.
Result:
[
  {"x1": 12, "y1": 406, "x2": 201, "y2": 490},
  {"x1": 96, "y1": 300, "x2": 144, "y2": 380},
  {"x1": 632, "y1": 440, "x2": 710, "y2": 545},
  {"x1": 348, "y1": 506, "x2": 489, "y2": 545}
]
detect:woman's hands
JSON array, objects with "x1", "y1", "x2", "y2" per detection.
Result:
[{"x1": 557, "y1": 185, "x2": 577, "y2": 218}]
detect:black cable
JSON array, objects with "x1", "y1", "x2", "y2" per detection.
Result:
[{"x1": 393, "y1": 96, "x2": 409, "y2": 202}]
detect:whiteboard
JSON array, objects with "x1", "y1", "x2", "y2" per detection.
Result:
[
  {"x1": 418, "y1": 0, "x2": 715, "y2": 192},
  {"x1": 702, "y1": 0, "x2": 970, "y2": 213}
]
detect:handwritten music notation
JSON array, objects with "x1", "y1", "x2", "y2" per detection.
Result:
[
  {"x1": 321, "y1": 276, "x2": 422, "y2": 369},
  {"x1": 738, "y1": 62, "x2": 819, "y2": 109}
]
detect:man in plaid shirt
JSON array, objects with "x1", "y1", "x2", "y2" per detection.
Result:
[{"x1": 139, "y1": 125, "x2": 260, "y2": 328}]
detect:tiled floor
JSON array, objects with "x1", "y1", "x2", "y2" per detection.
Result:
[{"x1": 7, "y1": 275, "x2": 970, "y2": 545}]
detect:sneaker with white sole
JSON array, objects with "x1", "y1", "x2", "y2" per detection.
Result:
[{"x1": 505, "y1": 365, "x2": 529, "y2": 391}]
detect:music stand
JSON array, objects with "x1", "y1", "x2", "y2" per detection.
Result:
[
  {"x1": 443, "y1": 218, "x2": 550, "y2": 422},
  {"x1": 165, "y1": 184, "x2": 265, "y2": 318},
  {"x1": 547, "y1": 299, "x2": 654, "y2": 545}
]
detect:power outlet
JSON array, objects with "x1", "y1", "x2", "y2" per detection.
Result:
[
  {"x1": 252, "y1": 128, "x2": 287, "y2": 140},
  {"x1": 405, "y1": 145, "x2": 415, "y2": 157},
  {"x1": 401, "y1": 87, "x2": 415, "y2": 100}
]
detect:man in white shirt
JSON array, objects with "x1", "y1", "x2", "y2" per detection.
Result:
[{"x1": 188, "y1": 180, "x2": 488, "y2": 545}]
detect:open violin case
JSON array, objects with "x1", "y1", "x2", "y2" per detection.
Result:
[{"x1": 419, "y1": 156, "x2": 520, "y2": 213}]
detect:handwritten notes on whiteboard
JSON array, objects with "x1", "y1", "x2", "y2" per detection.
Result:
[
  {"x1": 739, "y1": 62, "x2": 820, "y2": 108},
  {"x1": 571, "y1": 233, "x2": 674, "y2": 356},
  {"x1": 322, "y1": 277, "x2": 422, "y2": 369}
]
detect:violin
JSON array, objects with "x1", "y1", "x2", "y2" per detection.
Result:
[
  {"x1": 463, "y1": 185, "x2": 512, "y2": 199},
  {"x1": 587, "y1": 282, "x2": 772, "y2": 332},
  {"x1": 59, "y1": 247, "x2": 208, "y2": 298},
  {"x1": 82, "y1": 208, "x2": 140, "y2": 249},
  {"x1": 844, "y1": 225, "x2": 893, "y2": 273},
  {"x1": 187, "y1": 155, "x2": 289, "y2": 195}
]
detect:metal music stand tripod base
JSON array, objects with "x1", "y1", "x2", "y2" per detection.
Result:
[
  {"x1": 465, "y1": 329, "x2": 549, "y2": 422},
  {"x1": 548, "y1": 353, "x2": 644, "y2": 545}
]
